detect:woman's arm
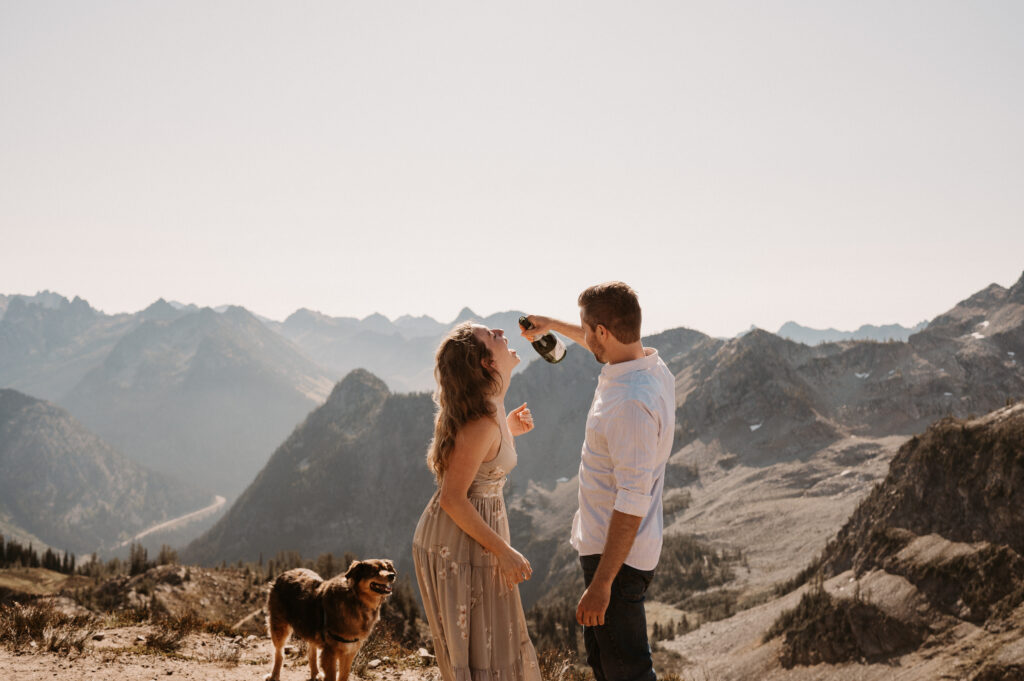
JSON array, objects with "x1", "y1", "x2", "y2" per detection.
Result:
[
  {"x1": 439, "y1": 418, "x2": 532, "y2": 588},
  {"x1": 507, "y1": 403, "x2": 534, "y2": 437}
]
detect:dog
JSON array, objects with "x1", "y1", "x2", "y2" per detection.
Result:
[{"x1": 265, "y1": 558, "x2": 396, "y2": 681}]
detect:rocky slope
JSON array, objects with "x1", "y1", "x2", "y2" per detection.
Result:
[
  {"x1": 0, "y1": 389, "x2": 212, "y2": 555},
  {"x1": 664, "y1": 403, "x2": 1024, "y2": 681}
]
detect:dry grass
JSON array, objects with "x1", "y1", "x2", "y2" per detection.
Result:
[
  {"x1": 351, "y1": 620, "x2": 424, "y2": 675},
  {"x1": 0, "y1": 600, "x2": 96, "y2": 656},
  {"x1": 143, "y1": 609, "x2": 236, "y2": 653},
  {"x1": 536, "y1": 648, "x2": 588, "y2": 681},
  {"x1": 199, "y1": 640, "x2": 243, "y2": 666},
  {"x1": 143, "y1": 626, "x2": 187, "y2": 653}
]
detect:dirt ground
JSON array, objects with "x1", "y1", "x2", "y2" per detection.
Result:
[{"x1": 0, "y1": 625, "x2": 442, "y2": 681}]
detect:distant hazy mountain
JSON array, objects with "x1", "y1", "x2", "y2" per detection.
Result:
[
  {"x1": 0, "y1": 388, "x2": 211, "y2": 555},
  {"x1": 0, "y1": 292, "x2": 144, "y2": 401},
  {"x1": 276, "y1": 306, "x2": 537, "y2": 392},
  {"x1": 61, "y1": 305, "x2": 334, "y2": 498},
  {"x1": 776, "y1": 320, "x2": 929, "y2": 345}
]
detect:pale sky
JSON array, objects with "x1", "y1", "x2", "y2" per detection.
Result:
[{"x1": 2, "y1": 1, "x2": 1022, "y2": 337}]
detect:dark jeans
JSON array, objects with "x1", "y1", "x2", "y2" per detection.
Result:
[{"x1": 579, "y1": 555, "x2": 656, "y2": 681}]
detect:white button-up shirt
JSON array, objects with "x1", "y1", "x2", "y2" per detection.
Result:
[{"x1": 570, "y1": 347, "x2": 675, "y2": 571}]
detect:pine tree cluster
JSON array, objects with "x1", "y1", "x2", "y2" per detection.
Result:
[{"x1": 0, "y1": 535, "x2": 76, "y2": 574}]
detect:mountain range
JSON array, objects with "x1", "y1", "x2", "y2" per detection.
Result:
[
  {"x1": 60, "y1": 304, "x2": 334, "y2": 497},
  {"x1": 179, "y1": 273, "x2": 1024, "y2": 621},
  {"x1": 3, "y1": 272, "x2": 1023, "y2": 605},
  {"x1": 272, "y1": 306, "x2": 536, "y2": 392},
  {"x1": 776, "y1": 320, "x2": 929, "y2": 345},
  {"x1": 0, "y1": 294, "x2": 534, "y2": 500}
]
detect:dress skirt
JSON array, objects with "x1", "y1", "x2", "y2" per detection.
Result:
[{"x1": 412, "y1": 478, "x2": 541, "y2": 681}]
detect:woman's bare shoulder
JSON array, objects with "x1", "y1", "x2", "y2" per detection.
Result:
[{"x1": 455, "y1": 415, "x2": 501, "y2": 444}]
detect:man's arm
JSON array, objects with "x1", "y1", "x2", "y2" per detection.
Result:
[
  {"x1": 519, "y1": 315, "x2": 586, "y2": 347},
  {"x1": 576, "y1": 510, "x2": 642, "y2": 626}
]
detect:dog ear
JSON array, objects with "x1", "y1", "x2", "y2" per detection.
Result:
[{"x1": 344, "y1": 560, "x2": 364, "y2": 580}]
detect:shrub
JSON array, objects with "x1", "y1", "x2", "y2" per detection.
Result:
[
  {"x1": 143, "y1": 627, "x2": 186, "y2": 653},
  {"x1": 537, "y1": 647, "x2": 588, "y2": 681},
  {"x1": 764, "y1": 580, "x2": 924, "y2": 667},
  {"x1": 0, "y1": 601, "x2": 96, "y2": 655}
]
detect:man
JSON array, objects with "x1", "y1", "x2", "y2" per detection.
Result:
[{"x1": 521, "y1": 282, "x2": 675, "y2": 681}]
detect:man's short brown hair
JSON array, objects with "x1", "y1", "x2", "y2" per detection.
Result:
[{"x1": 578, "y1": 281, "x2": 642, "y2": 343}]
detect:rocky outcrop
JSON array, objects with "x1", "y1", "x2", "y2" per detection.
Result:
[
  {"x1": 768, "y1": 404, "x2": 1024, "y2": 668},
  {"x1": 824, "y1": 405, "x2": 1024, "y2": 576}
]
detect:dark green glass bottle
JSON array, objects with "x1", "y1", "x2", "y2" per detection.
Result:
[{"x1": 519, "y1": 316, "x2": 566, "y2": 364}]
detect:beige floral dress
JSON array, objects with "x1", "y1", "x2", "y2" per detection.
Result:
[{"x1": 412, "y1": 434, "x2": 541, "y2": 681}]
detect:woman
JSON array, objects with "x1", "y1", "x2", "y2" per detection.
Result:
[{"x1": 412, "y1": 322, "x2": 542, "y2": 681}]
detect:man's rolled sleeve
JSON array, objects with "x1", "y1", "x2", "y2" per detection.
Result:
[{"x1": 607, "y1": 399, "x2": 660, "y2": 518}]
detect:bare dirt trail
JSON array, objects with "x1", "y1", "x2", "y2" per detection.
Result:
[{"x1": 118, "y1": 496, "x2": 227, "y2": 547}]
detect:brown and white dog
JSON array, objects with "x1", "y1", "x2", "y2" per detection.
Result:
[{"x1": 265, "y1": 559, "x2": 396, "y2": 681}]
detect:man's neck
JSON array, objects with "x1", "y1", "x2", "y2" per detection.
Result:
[{"x1": 604, "y1": 342, "x2": 646, "y2": 365}]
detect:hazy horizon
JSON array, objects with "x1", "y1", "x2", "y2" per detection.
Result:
[
  {"x1": 1, "y1": 276, "x2": 1006, "y2": 339},
  {"x1": 3, "y1": 1, "x2": 1023, "y2": 338}
]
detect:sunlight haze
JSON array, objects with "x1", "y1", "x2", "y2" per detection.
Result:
[{"x1": 2, "y1": 1, "x2": 1022, "y2": 337}]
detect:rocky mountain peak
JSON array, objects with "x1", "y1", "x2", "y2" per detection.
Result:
[
  {"x1": 139, "y1": 298, "x2": 181, "y2": 321},
  {"x1": 283, "y1": 307, "x2": 323, "y2": 325},
  {"x1": 452, "y1": 306, "x2": 479, "y2": 324},
  {"x1": 324, "y1": 369, "x2": 390, "y2": 414}
]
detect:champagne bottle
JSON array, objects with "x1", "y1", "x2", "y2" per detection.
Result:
[{"x1": 519, "y1": 316, "x2": 566, "y2": 364}]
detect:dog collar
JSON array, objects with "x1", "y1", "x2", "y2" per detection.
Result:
[
  {"x1": 321, "y1": 603, "x2": 360, "y2": 645},
  {"x1": 327, "y1": 631, "x2": 361, "y2": 644}
]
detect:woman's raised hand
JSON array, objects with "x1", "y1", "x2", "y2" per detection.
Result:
[
  {"x1": 507, "y1": 403, "x2": 534, "y2": 437},
  {"x1": 496, "y1": 546, "x2": 533, "y2": 590}
]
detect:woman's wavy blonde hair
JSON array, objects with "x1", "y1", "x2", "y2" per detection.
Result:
[{"x1": 426, "y1": 322, "x2": 500, "y2": 483}]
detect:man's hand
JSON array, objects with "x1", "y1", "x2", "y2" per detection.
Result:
[
  {"x1": 519, "y1": 314, "x2": 587, "y2": 346},
  {"x1": 576, "y1": 581, "x2": 611, "y2": 627},
  {"x1": 519, "y1": 315, "x2": 554, "y2": 342}
]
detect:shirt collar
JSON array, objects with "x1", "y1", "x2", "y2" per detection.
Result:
[{"x1": 600, "y1": 347, "x2": 659, "y2": 380}]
